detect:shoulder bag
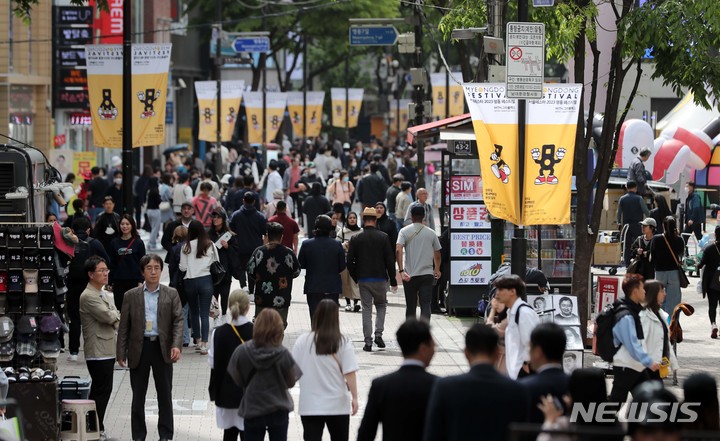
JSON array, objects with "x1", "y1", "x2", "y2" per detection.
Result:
[
  {"x1": 331, "y1": 353, "x2": 350, "y2": 391},
  {"x1": 662, "y1": 234, "x2": 689, "y2": 288},
  {"x1": 209, "y1": 244, "x2": 226, "y2": 286}
]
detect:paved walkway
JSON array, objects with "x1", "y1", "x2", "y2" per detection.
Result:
[{"x1": 56, "y1": 234, "x2": 720, "y2": 440}]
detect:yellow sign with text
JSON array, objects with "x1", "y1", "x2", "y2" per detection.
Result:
[
  {"x1": 331, "y1": 88, "x2": 364, "y2": 128},
  {"x1": 195, "y1": 80, "x2": 245, "y2": 142},
  {"x1": 243, "y1": 92, "x2": 288, "y2": 145},
  {"x1": 287, "y1": 91, "x2": 324, "y2": 138}
]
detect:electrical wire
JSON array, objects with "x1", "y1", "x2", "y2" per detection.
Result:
[{"x1": 399, "y1": 0, "x2": 452, "y2": 12}]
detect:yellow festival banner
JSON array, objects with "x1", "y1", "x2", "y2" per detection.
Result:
[
  {"x1": 523, "y1": 84, "x2": 582, "y2": 225},
  {"x1": 287, "y1": 91, "x2": 325, "y2": 138},
  {"x1": 388, "y1": 98, "x2": 411, "y2": 137},
  {"x1": 463, "y1": 83, "x2": 520, "y2": 224},
  {"x1": 449, "y1": 80, "x2": 465, "y2": 117},
  {"x1": 243, "y1": 92, "x2": 288, "y2": 145},
  {"x1": 194, "y1": 80, "x2": 245, "y2": 142},
  {"x1": 331, "y1": 88, "x2": 364, "y2": 128},
  {"x1": 86, "y1": 44, "x2": 172, "y2": 148}
]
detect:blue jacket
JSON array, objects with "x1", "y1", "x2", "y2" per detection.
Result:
[
  {"x1": 686, "y1": 191, "x2": 705, "y2": 224},
  {"x1": 229, "y1": 205, "x2": 267, "y2": 255},
  {"x1": 298, "y1": 236, "x2": 345, "y2": 294}
]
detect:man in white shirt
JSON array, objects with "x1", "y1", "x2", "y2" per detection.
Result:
[
  {"x1": 494, "y1": 274, "x2": 540, "y2": 379},
  {"x1": 264, "y1": 161, "x2": 284, "y2": 204}
]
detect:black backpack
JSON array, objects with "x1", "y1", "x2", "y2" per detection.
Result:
[{"x1": 593, "y1": 301, "x2": 632, "y2": 362}]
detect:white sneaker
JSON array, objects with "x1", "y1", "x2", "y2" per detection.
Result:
[
  {"x1": 99, "y1": 431, "x2": 107, "y2": 441},
  {"x1": 67, "y1": 354, "x2": 78, "y2": 362}
]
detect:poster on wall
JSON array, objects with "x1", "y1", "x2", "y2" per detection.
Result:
[
  {"x1": 450, "y1": 204, "x2": 490, "y2": 229},
  {"x1": 49, "y1": 149, "x2": 74, "y2": 180},
  {"x1": 450, "y1": 232, "x2": 492, "y2": 258},
  {"x1": 450, "y1": 176, "x2": 483, "y2": 201},
  {"x1": 450, "y1": 260, "x2": 492, "y2": 285},
  {"x1": 73, "y1": 151, "x2": 97, "y2": 177},
  {"x1": 595, "y1": 276, "x2": 623, "y2": 314}
]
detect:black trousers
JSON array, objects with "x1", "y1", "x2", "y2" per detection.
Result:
[
  {"x1": 432, "y1": 263, "x2": 449, "y2": 308},
  {"x1": 86, "y1": 358, "x2": 114, "y2": 431},
  {"x1": 223, "y1": 427, "x2": 246, "y2": 441},
  {"x1": 130, "y1": 339, "x2": 174, "y2": 441},
  {"x1": 237, "y1": 254, "x2": 253, "y2": 294},
  {"x1": 708, "y1": 289, "x2": 720, "y2": 323},
  {"x1": 402, "y1": 275, "x2": 434, "y2": 320},
  {"x1": 609, "y1": 366, "x2": 650, "y2": 404},
  {"x1": 306, "y1": 293, "x2": 340, "y2": 320},
  {"x1": 684, "y1": 222, "x2": 703, "y2": 243},
  {"x1": 215, "y1": 278, "x2": 232, "y2": 316},
  {"x1": 66, "y1": 286, "x2": 83, "y2": 354},
  {"x1": 300, "y1": 415, "x2": 349, "y2": 441},
  {"x1": 113, "y1": 279, "x2": 140, "y2": 313}
]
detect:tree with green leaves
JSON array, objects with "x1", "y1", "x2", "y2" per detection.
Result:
[{"x1": 439, "y1": 0, "x2": 720, "y2": 328}]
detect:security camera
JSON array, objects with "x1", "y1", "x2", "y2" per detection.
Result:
[{"x1": 177, "y1": 78, "x2": 187, "y2": 89}]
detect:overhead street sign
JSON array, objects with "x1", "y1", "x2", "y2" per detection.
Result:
[
  {"x1": 232, "y1": 36, "x2": 270, "y2": 53},
  {"x1": 349, "y1": 26, "x2": 399, "y2": 46},
  {"x1": 505, "y1": 22, "x2": 545, "y2": 99},
  {"x1": 533, "y1": 0, "x2": 555, "y2": 6}
]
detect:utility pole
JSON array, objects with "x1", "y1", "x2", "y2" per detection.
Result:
[
  {"x1": 214, "y1": 0, "x2": 223, "y2": 179},
  {"x1": 121, "y1": 0, "x2": 133, "y2": 216},
  {"x1": 413, "y1": 0, "x2": 426, "y2": 189},
  {"x1": 302, "y1": 31, "x2": 308, "y2": 151},
  {"x1": 261, "y1": 6, "x2": 268, "y2": 168},
  {"x1": 345, "y1": 52, "x2": 350, "y2": 142}
]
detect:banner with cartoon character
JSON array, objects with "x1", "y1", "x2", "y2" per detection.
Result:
[
  {"x1": 243, "y1": 92, "x2": 288, "y2": 144},
  {"x1": 287, "y1": 91, "x2": 325, "y2": 138},
  {"x1": 524, "y1": 84, "x2": 582, "y2": 225},
  {"x1": 463, "y1": 83, "x2": 520, "y2": 224},
  {"x1": 195, "y1": 80, "x2": 245, "y2": 142},
  {"x1": 431, "y1": 71, "x2": 464, "y2": 119},
  {"x1": 86, "y1": 44, "x2": 172, "y2": 148},
  {"x1": 331, "y1": 88, "x2": 364, "y2": 128},
  {"x1": 388, "y1": 98, "x2": 411, "y2": 137}
]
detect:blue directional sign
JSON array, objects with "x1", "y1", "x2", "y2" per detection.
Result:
[
  {"x1": 349, "y1": 26, "x2": 399, "y2": 46},
  {"x1": 232, "y1": 36, "x2": 270, "y2": 53},
  {"x1": 532, "y1": 0, "x2": 554, "y2": 5}
]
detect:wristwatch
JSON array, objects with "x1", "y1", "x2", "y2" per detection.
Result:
[{"x1": 399, "y1": 269, "x2": 405, "y2": 273}]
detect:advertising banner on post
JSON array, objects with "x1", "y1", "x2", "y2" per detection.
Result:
[
  {"x1": 287, "y1": 91, "x2": 325, "y2": 138},
  {"x1": 463, "y1": 83, "x2": 520, "y2": 224},
  {"x1": 86, "y1": 44, "x2": 172, "y2": 148},
  {"x1": 243, "y1": 92, "x2": 288, "y2": 144},
  {"x1": 194, "y1": 80, "x2": 245, "y2": 142},
  {"x1": 388, "y1": 98, "x2": 411, "y2": 136},
  {"x1": 431, "y1": 71, "x2": 465, "y2": 119},
  {"x1": 331, "y1": 88, "x2": 364, "y2": 128},
  {"x1": 523, "y1": 84, "x2": 582, "y2": 225}
]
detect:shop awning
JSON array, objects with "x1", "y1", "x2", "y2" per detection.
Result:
[{"x1": 406, "y1": 113, "x2": 471, "y2": 144}]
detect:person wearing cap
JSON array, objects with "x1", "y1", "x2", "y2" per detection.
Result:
[
  {"x1": 403, "y1": 188, "x2": 435, "y2": 231},
  {"x1": 107, "y1": 155, "x2": 123, "y2": 185},
  {"x1": 396, "y1": 205, "x2": 442, "y2": 321},
  {"x1": 117, "y1": 254, "x2": 183, "y2": 441},
  {"x1": 698, "y1": 224, "x2": 720, "y2": 339},
  {"x1": 208, "y1": 207, "x2": 241, "y2": 318},
  {"x1": 617, "y1": 181, "x2": 650, "y2": 265},
  {"x1": 630, "y1": 218, "x2": 657, "y2": 281},
  {"x1": 264, "y1": 189, "x2": 285, "y2": 219},
  {"x1": 79, "y1": 256, "x2": 120, "y2": 440},
  {"x1": 347, "y1": 207, "x2": 398, "y2": 352}
]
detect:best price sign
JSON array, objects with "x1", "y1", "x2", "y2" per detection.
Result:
[
  {"x1": 450, "y1": 176, "x2": 483, "y2": 201},
  {"x1": 451, "y1": 232, "x2": 492, "y2": 257},
  {"x1": 451, "y1": 204, "x2": 490, "y2": 229}
]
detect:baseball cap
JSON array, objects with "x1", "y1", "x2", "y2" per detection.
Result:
[
  {"x1": 40, "y1": 291, "x2": 55, "y2": 314},
  {"x1": 220, "y1": 174, "x2": 232, "y2": 185},
  {"x1": 0, "y1": 317, "x2": 14, "y2": 342},
  {"x1": 22, "y1": 249, "x2": 38, "y2": 269},
  {"x1": 39, "y1": 250, "x2": 54, "y2": 270},
  {"x1": 111, "y1": 155, "x2": 122, "y2": 167},
  {"x1": 0, "y1": 342, "x2": 15, "y2": 362},
  {"x1": 8, "y1": 271, "x2": 23, "y2": 292},
  {"x1": 16, "y1": 339, "x2": 36, "y2": 357},
  {"x1": 16, "y1": 316, "x2": 38, "y2": 335},
  {"x1": 39, "y1": 339, "x2": 61, "y2": 359},
  {"x1": 22, "y1": 227, "x2": 38, "y2": 248},
  {"x1": 272, "y1": 189, "x2": 284, "y2": 199},
  {"x1": 7, "y1": 293, "x2": 22, "y2": 314},
  {"x1": 410, "y1": 205, "x2": 426, "y2": 217},
  {"x1": 39, "y1": 225, "x2": 53, "y2": 248},
  {"x1": 181, "y1": 201, "x2": 193, "y2": 209},
  {"x1": 640, "y1": 218, "x2": 657, "y2": 228},
  {"x1": 23, "y1": 269, "x2": 38, "y2": 293},
  {"x1": 24, "y1": 294, "x2": 40, "y2": 315},
  {"x1": 7, "y1": 250, "x2": 22, "y2": 270},
  {"x1": 39, "y1": 315, "x2": 62, "y2": 334},
  {"x1": 6, "y1": 226, "x2": 21, "y2": 248},
  {"x1": 0, "y1": 226, "x2": 6, "y2": 247},
  {"x1": 38, "y1": 271, "x2": 53, "y2": 292},
  {"x1": 0, "y1": 271, "x2": 6, "y2": 293}
]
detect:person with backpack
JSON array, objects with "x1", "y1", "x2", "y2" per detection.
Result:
[
  {"x1": 493, "y1": 274, "x2": 540, "y2": 379},
  {"x1": 66, "y1": 216, "x2": 110, "y2": 362},
  {"x1": 607, "y1": 273, "x2": 660, "y2": 404}
]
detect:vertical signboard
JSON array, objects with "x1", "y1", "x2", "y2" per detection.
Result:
[{"x1": 53, "y1": 6, "x2": 93, "y2": 109}]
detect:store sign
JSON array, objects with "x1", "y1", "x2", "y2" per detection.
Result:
[
  {"x1": 451, "y1": 204, "x2": 490, "y2": 229},
  {"x1": 53, "y1": 134, "x2": 67, "y2": 147},
  {"x1": 59, "y1": 27, "x2": 93, "y2": 45},
  {"x1": 59, "y1": 68, "x2": 88, "y2": 87},
  {"x1": 57, "y1": 6, "x2": 93, "y2": 25},
  {"x1": 451, "y1": 232, "x2": 492, "y2": 257},
  {"x1": 55, "y1": 90, "x2": 89, "y2": 108},
  {"x1": 451, "y1": 260, "x2": 492, "y2": 285},
  {"x1": 58, "y1": 48, "x2": 87, "y2": 67},
  {"x1": 450, "y1": 176, "x2": 483, "y2": 201},
  {"x1": 9, "y1": 85, "x2": 33, "y2": 112},
  {"x1": 70, "y1": 113, "x2": 92, "y2": 125},
  {"x1": 596, "y1": 276, "x2": 623, "y2": 314}
]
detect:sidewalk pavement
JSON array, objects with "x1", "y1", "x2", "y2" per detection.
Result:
[{"x1": 56, "y1": 233, "x2": 720, "y2": 440}]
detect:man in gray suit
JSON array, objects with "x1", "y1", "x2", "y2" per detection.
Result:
[{"x1": 117, "y1": 254, "x2": 183, "y2": 441}]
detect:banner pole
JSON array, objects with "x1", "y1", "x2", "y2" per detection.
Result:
[
  {"x1": 302, "y1": 32, "x2": 308, "y2": 148},
  {"x1": 511, "y1": 0, "x2": 528, "y2": 280},
  {"x1": 121, "y1": 0, "x2": 133, "y2": 217},
  {"x1": 214, "y1": 0, "x2": 223, "y2": 179}
]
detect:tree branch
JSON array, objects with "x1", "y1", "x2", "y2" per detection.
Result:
[{"x1": 614, "y1": 59, "x2": 643, "y2": 153}]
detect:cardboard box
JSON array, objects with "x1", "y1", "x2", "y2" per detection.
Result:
[{"x1": 593, "y1": 242, "x2": 621, "y2": 266}]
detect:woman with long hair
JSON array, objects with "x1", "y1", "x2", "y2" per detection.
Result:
[
  {"x1": 208, "y1": 207, "x2": 239, "y2": 319},
  {"x1": 108, "y1": 214, "x2": 146, "y2": 312},
  {"x1": 640, "y1": 280, "x2": 679, "y2": 380},
  {"x1": 209, "y1": 289, "x2": 254, "y2": 441},
  {"x1": 486, "y1": 298, "x2": 508, "y2": 376},
  {"x1": 179, "y1": 219, "x2": 219, "y2": 354},
  {"x1": 228, "y1": 308, "x2": 302, "y2": 441},
  {"x1": 650, "y1": 194, "x2": 672, "y2": 235},
  {"x1": 337, "y1": 212, "x2": 362, "y2": 312},
  {"x1": 291, "y1": 300, "x2": 358, "y2": 441},
  {"x1": 649, "y1": 216, "x2": 685, "y2": 314},
  {"x1": 698, "y1": 225, "x2": 720, "y2": 338},
  {"x1": 166, "y1": 225, "x2": 191, "y2": 347}
]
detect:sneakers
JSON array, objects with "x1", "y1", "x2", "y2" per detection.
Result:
[
  {"x1": 200, "y1": 343, "x2": 208, "y2": 355},
  {"x1": 353, "y1": 304, "x2": 362, "y2": 313},
  {"x1": 374, "y1": 337, "x2": 386, "y2": 349},
  {"x1": 712, "y1": 323, "x2": 718, "y2": 339},
  {"x1": 67, "y1": 353, "x2": 78, "y2": 362},
  {"x1": 345, "y1": 304, "x2": 353, "y2": 312},
  {"x1": 362, "y1": 344, "x2": 372, "y2": 352}
]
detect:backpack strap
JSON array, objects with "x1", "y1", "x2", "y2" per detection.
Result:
[{"x1": 514, "y1": 302, "x2": 533, "y2": 325}]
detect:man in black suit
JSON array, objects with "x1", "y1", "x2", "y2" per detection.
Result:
[
  {"x1": 423, "y1": 323, "x2": 529, "y2": 441},
  {"x1": 358, "y1": 319, "x2": 437, "y2": 441},
  {"x1": 519, "y1": 323, "x2": 570, "y2": 424}
]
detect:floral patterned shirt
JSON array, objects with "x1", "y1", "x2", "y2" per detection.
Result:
[{"x1": 247, "y1": 243, "x2": 301, "y2": 310}]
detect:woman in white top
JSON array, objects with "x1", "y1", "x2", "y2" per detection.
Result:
[
  {"x1": 179, "y1": 219, "x2": 219, "y2": 354},
  {"x1": 327, "y1": 170, "x2": 355, "y2": 216},
  {"x1": 336, "y1": 212, "x2": 362, "y2": 312},
  {"x1": 291, "y1": 299, "x2": 359, "y2": 441},
  {"x1": 640, "y1": 280, "x2": 679, "y2": 380}
]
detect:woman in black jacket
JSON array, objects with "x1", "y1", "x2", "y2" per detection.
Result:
[
  {"x1": 374, "y1": 202, "x2": 398, "y2": 250},
  {"x1": 650, "y1": 194, "x2": 672, "y2": 235},
  {"x1": 698, "y1": 225, "x2": 720, "y2": 338},
  {"x1": 208, "y1": 207, "x2": 240, "y2": 318}
]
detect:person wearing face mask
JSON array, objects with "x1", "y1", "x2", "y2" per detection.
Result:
[
  {"x1": 327, "y1": 170, "x2": 354, "y2": 216},
  {"x1": 106, "y1": 170, "x2": 123, "y2": 205},
  {"x1": 93, "y1": 196, "x2": 122, "y2": 256}
]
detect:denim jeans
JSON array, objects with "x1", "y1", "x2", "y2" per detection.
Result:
[
  {"x1": 184, "y1": 275, "x2": 214, "y2": 341},
  {"x1": 655, "y1": 269, "x2": 681, "y2": 315},
  {"x1": 183, "y1": 304, "x2": 191, "y2": 345},
  {"x1": 244, "y1": 410, "x2": 288, "y2": 441},
  {"x1": 146, "y1": 208, "x2": 162, "y2": 249}
]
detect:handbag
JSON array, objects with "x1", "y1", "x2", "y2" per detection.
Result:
[
  {"x1": 159, "y1": 201, "x2": 172, "y2": 212},
  {"x1": 209, "y1": 246, "x2": 226, "y2": 286},
  {"x1": 626, "y1": 258, "x2": 641, "y2": 274},
  {"x1": 662, "y1": 234, "x2": 689, "y2": 288}
]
